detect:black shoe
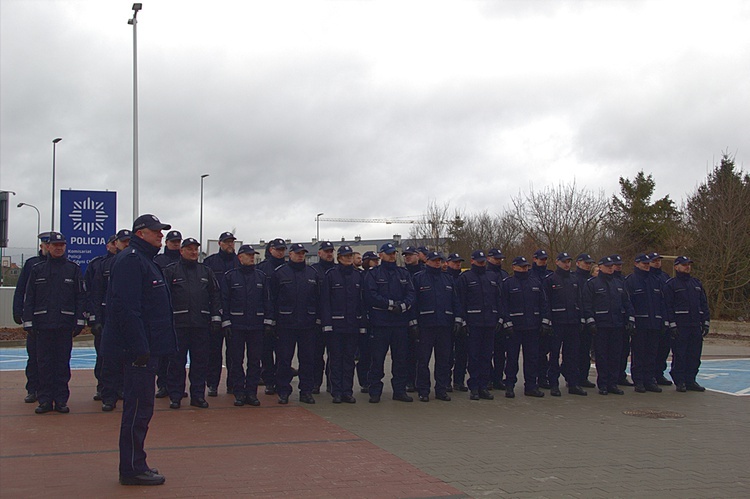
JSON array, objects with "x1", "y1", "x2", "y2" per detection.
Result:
[
  {"x1": 478, "y1": 389, "x2": 494, "y2": 400},
  {"x1": 119, "y1": 470, "x2": 166, "y2": 486},
  {"x1": 246, "y1": 395, "x2": 261, "y2": 406},
  {"x1": 550, "y1": 386, "x2": 562, "y2": 397},
  {"x1": 360, "y1": 386, "x2": 369, "y2": 394},
  {"x1": 608, "y1": 386, "x2": 625, "y2": 395},
  {"x1": 207, "y1": 386, "x2": 218, "y2": 397},
  {"x1": 568, "y1": 386, "x2": 587, "y2": 396},
  {"x1": 102, "y1": 402, "x2": 116, "y2": 411},
  {"x1": 538, "y1": 380, "x2": 551, "y2": 389},
  {"x1": 341, "y1": 395, "x2": 356, "y2": 404},
  {"x1": 634, "y1": 384, "x2": 646, "y2": 393},
  {"x1": 35, "y1": 402, "x2": 53, "y2": 414},
  {"x1": 494, "y1": 381, "x2": 506, "y2": 391},
  {"x1": 505, "y1": 388, "x2": 515, "y2": 399},
  {"x1": 405, "y1": 384, "x2": 416, "y2": 393},
  {"x1": 278, "y1": 394, "x2": 289, "y2": 404},
  {"x1": 54, "y1": 403, "x2": 70, "y2": 413},
  {"x1": 393, "y1": 393, "x2": 413, "y2": 402},
  {"x1": 617, "y1": 378, "x2": 634, "y2": 387},
  {"x1": 24, "y1": 392, "x2": 37, "y2": 403},
  {"x1": 656, "y1": 375, "x2": 673, "y2": 386},
  {"x1": 332, "y1": 395, "x2": 342, "y2": 404},
  {"x1": 312, "y1": 387, "x2": 321, "y2": 395},
  {"x1": 258, "y1": 378, "x2": 266, "y2": 386},
  {"x1": 418, "y1": 395, "x2": 429, "y2": 402},
  {"x1": 676, "y1": 383, "x2": 687, "y2": 392},
  {"x1": 299, "y1": 393, "x2": 316, "y2": 404},
  {"x1": 435, "y1": 393, "x2": 451, "y2": 401},
  {"x1": 234, "y1": 397, "x2": 245, "y2": 407},
  {"x1": 169, "y1": 400, "x2": 181, "y2": 409},
  {"x1": 469, "y1": 390, "x2": 480, "y2": 400},
  {"x1": 155, "y1": 387, "x2": 168, "y2": 399},
  {"x1": 686, "y1": 381, "x2": 706, "y2": 392},
  {"x1": 581, "y1": 379, "x2": 596, "y2": 388},
  {"x1": 598, "y1": 389, "x2": 609, "y2": 395},
  {"x1": 93, "y1": 392, "x2": 102, "y2": 401},
  {"x1": 190, "y1": 398, "x2": 209, "y2": 408},
  {"x1": 645, "y1": 384, "x2": 663, "y2": 393},
  {"x1": 453, "y1": 383, "x2": 469, "y2": 392},
  {"x1": 445, "y1": 385, "x2": 453, "y2": 393},
  {"x1": 524, "y1": 389, "x2": 545, "y2": 398},
  {"x1": 486, "y1": 382, "x2": 494, "y2": 391},
  {"x1": 368, "y1": 394, "x2": 380, "y2": 403},
  {"x1": 264, "y1": 385, "x2": 277, "y2": 395}
]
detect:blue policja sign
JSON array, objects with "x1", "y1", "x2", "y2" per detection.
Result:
[{"x1": 60, "y1": 190, "x2": 117, "y2": 274}]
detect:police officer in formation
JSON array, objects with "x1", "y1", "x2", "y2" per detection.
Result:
[
  {"x1": 402, "y1": 245, "x2": 424, "y2": 393},
  {"x1": 163, "y1": 238, "x2": 222, "y2": 409},
  {"x1": 355, "y1": 250, "x2": 379, "y2": 392},
  {"x1": 486, "y1": 248, "x2": 509, "y2": 391},
  {"x1": 257, "y1": 238, "x2": 287, "y2": 394},
  {"x1": 13, "y1": 231, "x2": 50, "y2": 403},
  {"x1": 663, "y1": 256, "x2": 710, "y2": 392},
  {"x1": 320, "y1": 245, "x2": 364, "y2": 403},
  {"x1": 573, "y1": 253, "x2": 597, "y2": 388},
  {"x1": 412, "y1": 251, "x2": 462, "y2": 401},
  {"x1": 445, "y1": 253, "x2": 468, "y2": 392},
  {"x1": 152, "y1": 230, "x2": 182, "y2": 398},
  {"x1": 649, "y1": 252, "x2": 674, "y2": 386},
  {"x1": 610, "y1": 254, "x2": 635, "y2": 387},
  {"x1": 311, "y1": 241, "x2": 336, "y2": 394},
  {"x1": 530, "y1": 249, "x2": 553, "y2": 389},
  {"x1": 22, "y1": 231, "x2": 86, "y2": 414}
]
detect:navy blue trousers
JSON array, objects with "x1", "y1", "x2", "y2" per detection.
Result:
[
  {"x1": 504, "y1": 329, "x2": 541, "y2": 391},
  {"x1": 547, "y1": 323, "x2": 581, "y2": 387},
  {"x1": 491, "y1": 333, "x2": 507, "y2": 387},
  {"x1": 416, "y1": 325, "x2": 452, "y2": 397},
  {"x1": 449, "y1": 330, "x2": 468, "y2": 386},
  {"x1": 670, "y1": 325, "x2": 703, "y2": 385},
  {"x1": 313, "y1": 328, "x2": 328, "y2": 391},
  {"x1": 594, "y1": 327, "x2": 624, "y2": 390},
  {"x1": 276, "y1": 327, "x2": 315, "y2": 397},
  {"x1": 93, "y1": 332, "x2": 103, "y2": 393},
  {"x1": 260, "y1": 334, "x2": 277, "y2": 387},
  {"x1": 406, "y1": 336, "x2": 418, "y2": 387},
  {"x1": 119, "y1": 356, "x2": 158, "y2": 477},
  {"x1": 327, "y1": 332, "x2": 358, "y2": 398},
  {"x1": 618, "y1": 330, "x2": 632, "y2": 382},
  {"x1": 207, "y1": 333, "x2": 232, "y2": 390},
  {"x1": 167, "y1": 327, "x2": 210, "y2": 401},
  {"x1": 228, "y1": 329, "x2": 263, "y2": 398},
  {"x1": 355, "y1": 330, "x2": 371, "y2": 389},
  {"x1": 368, "y1": 326, "x2": 408, "y2": 397},
  {"x1": 101, "y1": 352, "x2": 125, "y2": 405},
  {"x1": 25, "y1": 330, "x2": 39, "y2": 394},
  {"x1": 654, "y1": 330, "x2": 672, "y2": 380},
  {"x1": 537, "y1": 334, "x2": 551, "y2": 385},
  {"x1": 630, "y1": 328, "x2": 660, "y2": 385},
  {"x1": 35, "y1": 329, "x2": 73, "y2": 406},
  {"x1": 578, "y1": 327, "x2": 594, "y2": 383},
  {"x1": 467, "y1": 325, "x2": 494, "y2": 392}
]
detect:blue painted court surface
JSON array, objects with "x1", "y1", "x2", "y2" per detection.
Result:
[{"x1": 1, "y1": 347, "x2": 748, "y2": 396}]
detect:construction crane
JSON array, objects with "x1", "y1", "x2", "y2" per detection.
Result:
[{"x1": 318, "y1": 217, "x2": 420, "y2": 225}]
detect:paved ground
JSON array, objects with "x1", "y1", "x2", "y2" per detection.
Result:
[{"x1": 1, "y1": 341, "x2": 749, "y2": 498}]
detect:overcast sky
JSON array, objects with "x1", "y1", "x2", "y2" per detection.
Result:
[{"x1": 2, "y1": 0, "x2": 748, "y2": 259}]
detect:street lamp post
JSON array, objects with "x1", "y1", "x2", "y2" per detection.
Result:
[
  {"x1": 17, "y1": 203, "x2": 41, "y2": 246},
  {"x1": 199, "y1": 174, "x2": 209, "y2": 258},
  {"x1": 51, "y1": 138, "x2": 62, "y2": 230},
  {"x1": 128, "y1": 3, "x2": 143, "y2": 220},
  {"x1": 316, "y1": 212, "x2": 324, "y2": 243}
]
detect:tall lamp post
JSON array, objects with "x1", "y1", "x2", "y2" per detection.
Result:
[
  {"x1": 17, "y1": 203, "x2": 41, "y2": 247},
  {"x1": 316, "y1": 212, "x2": 324, "y2": 243},
  {"x1": 128, "y1": 3, "x2": 143, "y2": 219},
  {"x1": 51, "y1": 138, "x2": 62, "y2": 230},
  {"x1": 199, "y1": 174, "x2": 209, "y2": 258}
]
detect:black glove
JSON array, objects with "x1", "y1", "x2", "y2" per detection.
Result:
[
  {"x1": 132, "y1": 353, "x2": 150, "y2": 367},
  {"x1": 701, "y1": 324, "x2": 710, "y2": 338},
  {"x1": 72, "y1": 327, "x2": 83, "y2": 338},
  {"x1": 625, "y1": 321, "x2": 636, "y2": 336},
  {"x1": 494, "y1": 322, "x2": 504, "y2": 336},
  {"x1": 90, "y1": 323, "x2": 103, "y2": 337},
  {"x1": 452, "y1": 322, "x2": 462, "y2": 337},
  {"x1": 669, "y1": 326, "x2": 679, "y2": 340},
  {"x1": 210, "y1": 322, "x2": 222, "y2": 335},
  {"x1": 389, "y1": 301, "x2": 404, "y2": 314},
  {"x1": 541, "y1": 323, "x2": 554, "y2": 337},
  {"x1": 223, "y1": 326, "x2": 232, "y2": 340},
  {"x1": 13, "y1": 315, "x2": 22, "y2": 325},
  {"x1": 408, "y1": 325, "x2": 420, "y2": 342},
  {"x1": 264, "y1": 325, "x2": 277, "y2": 339},
  {"x1": 586, "y1": 323, "x2": 597, "y2": 336},
  {"x1": 504, "y1": 326, "x2": 514, "y2": 339}
]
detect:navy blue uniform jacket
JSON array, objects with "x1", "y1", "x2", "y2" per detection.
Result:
[
  {"x1": 624, "y1": 267, "x2": 667, "y2": 330},
  {"x1": 23, "y1": 256, "x2": 85, "y2": 332},
  {"x1": 501, "y1": 271, "x2": 551, "y2": 331},
  {"x1": 456, "y1": 265, "x2": 500, "y2": 328},
  {"x1": 363, "y1": 261, "x2": 416, "y2": 328},
  {"x1": 221, "y1": 265, "x2": 272, "y2": 331},
  {"x1": 543, "y1": 267, "x2": 582, "y2": 326},
  {"x1": 270, "y1": 261, "x2": 320, "y2": 329},
  {"x1": 581, "y1": 273, "x2": 635, "y2": 328},
  {"x1": 663, "y1": 272, "x2": 710, "y2": 328},
  {"x1": 321, "y1": 264, "x2": 366, "y2": 334},
  {"x1": 413, "y1": 266, "x2": 462, "y2": 327},
  {"x1": 163, "y1": 258, "x2": 222, "y2": 329}
]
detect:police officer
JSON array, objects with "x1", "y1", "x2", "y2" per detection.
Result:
[
  {"x1": 624, "y1": 253, "x2": 666, "y2": 393},
  {"x1": 258, "y1": 238, "x2": 287, "y2": 394},
  {"x1": 355, "y1": 250, "x2": 379, "y2": 393},
  {"x1": 663, "y1": 256, "x2": 710, "y2": 392},
  {"x1": 574, "y1": 253, "x2": 597, "y2": 388},
  {"x1": 581, "y1": 256, "x2": 636, "y2": 395},
  {"x1": 402, "y1": 246, "x2": 423, "y2": 392},
  {"x1": 320, "y1": 245, "x2": 365, "y2": 404},
  {"x1": 530, "y1": 249, "x2": 553, "y2": 389},
  {"x1": 22, "y1": 232, "x2": 85, "y2": 414},
  {"x1": 153, "y1": 230, "x2": 182, "y2": 269},
  {"x1": 102, "y1": 214, "x2": 176, "y2": 486},
  {"x1": 456, "y1": 250, "x2": 500, "y2": 400},
  {"x1": 221, "y1": 245, "x2": 271, "y2": 407},
  {"x1": 445, "y1": 253, "x2": 468, "y2": 393},
  {"x1": 486, "y1": 248, "x2": 509, "y2": 391},
  {"x1": 501, "y1": 256, "x2": 551, "y2": 398},
  {"x1": 610, "y1": 254, "x2": 635, "y2": 387},
  {"x1": 13, "y1": 232, "x2": 50, "y2": 403},
  {"x1": 311, "y1": 241, "x2": 336, "y2": 394},
  {"x1": 648, "y1": 252, "x2": 674, "y2": 386},
  {"x1": 413, "y1": 251, "x2": 462, "y2": 402},
  {"x1": 363, "y1": 242, "x2": 416, "y2": 403},
  {"x1": 270, "y1": 243, "x2": 320, "y2": 404},
  {"x1": 163, "y1": 238, "x2": 222, "y2": 409},
  {"x1": 203, "y1": 231, "x2": 239, "y2": 396},
  {"x1": 543, "y1": 252, "x2": 587, "y2": 396},
  {"x1": 416, "y1": 246, "x2": 430, "y2": 265}
]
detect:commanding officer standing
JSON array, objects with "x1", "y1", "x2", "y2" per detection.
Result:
[
  {"x1": 258, "y1": 238, "x2": 287, "y2": 394},
  {"x1": 543, "y1": 252, "x2": 587, "y2": 396},
  {"x1": 486, "y1": 248, "x2": 509, "y2": 391},
  {"x1": 663, "y1": 256, "x2": 710, "y2": 393},
  {"x1": 456, "y1": 250, "x2": 500, "y2": 401},
  {"x1": 501, "y1": 256, "x2": 551, "y2": 399},
  {"x1": 203, "y1": 232, "x2": 239, "y2": 397},
  {"x1": 163, "y1": 238, "x2": 222, "y2": 409},
  {"x1": 624, "y1": 253, "x2": 665, "y2": 393},
  {"x1": 574, "y1": 253, "x2": 597, "y2": 388},
  {"x1": 582, "y1": 256, "x2": 636, "y2": 395},
  {"x1": 402, "y1": 246, "x2": 423, "y2": 393},
  {"x1": 320, "y1": 245, "x2": 365, "y2": 404},
  {"x1": 102, "y1": 214, "x2": 176, "y2": 486},
  {"x1": 363, "y1": 243, "x2": 416, "y2": 403},
  {"x1": 221, "y1": 245, "x2": 271, "y2": 407},
  {"x1": 445, "y1": 253, "x2": 468, "y2": 393},
  {"x1": 311, "y1": 241, "x2": 336, "y2": 394},
  {"x1": 22, "y1": 232, "x2": 85, "y2": 414},
  {"x1": 270, "y1": 243, "x2": 320, "y2": 404},
  {"x1": 413, "y1": 251, "x2": 462, "y2": 402},
  {"x1": 649, "y1": 252, "x2": 674, "y2": 386},
  {"x1": 13, "y1": 232, "x2": 50, "y2": 403}
]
